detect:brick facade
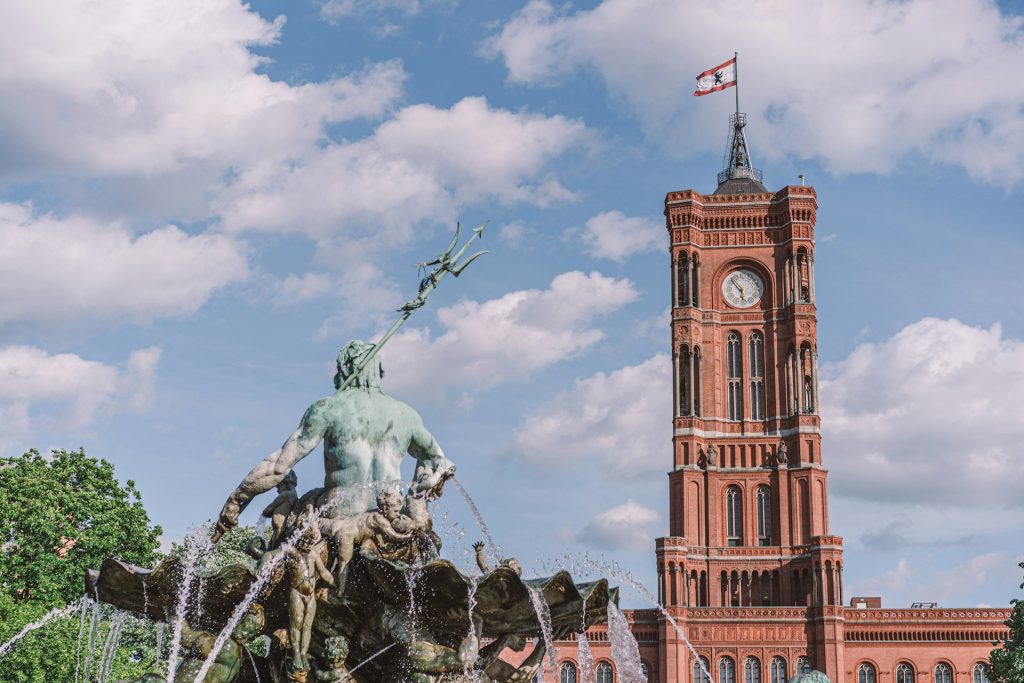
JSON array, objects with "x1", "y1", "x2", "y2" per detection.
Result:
[{"x1": 535, "y1": 181, "x2": 1010, "y2": 683}]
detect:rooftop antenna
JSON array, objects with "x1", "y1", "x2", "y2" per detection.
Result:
[{"x1": 798, "y1": 174, "x2": 806, "y2": 186}]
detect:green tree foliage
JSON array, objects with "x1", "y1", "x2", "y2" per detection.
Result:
[
  {"x1": 991, "y1": 561, "x2": 1024, "y2": 683},
  {"x1": 0, "y1": 448, "x2": 164, "y2": 680}
]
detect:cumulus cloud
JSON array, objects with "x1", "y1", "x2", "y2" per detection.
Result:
[
  {"x1": 579, "y1": 500, "x2": 660, "y2": 552},
  {"x1": 0, "y1": 203, "x2": 248, "y2": 328},
  {"x1": 582, "y1": 210, "x2": 664, "y2": 262},
  {"x1": 509, "y1": 354, "x2": 671, "y2": 477},
  {"x1": 382, "y1": 271, "x2": 637, "y2": 400},
  {"x1": 0, "y1": 0, "x2": 405, "y2": 178},
  {"x1": 821, "y1": 318, "x2": 1024, "y2": 509},
  {"x1": 0, "y1": 345, "x2": 160, "y2": 449},
  {"x1": 216, "y1": 97, "x2": 590, "y2": 252},
  {"x1": 487, "y1": 0, "x2": 1024, "y2": 182}
]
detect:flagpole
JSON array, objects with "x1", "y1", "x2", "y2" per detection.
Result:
[{"x1": 734, "y1": 51, "x2": 739, "y2": 116}]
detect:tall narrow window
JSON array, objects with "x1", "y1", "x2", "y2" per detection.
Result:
[
  {"x1": 678, "y1": 347, "x2": 691, "y2": 416},
  {"x1": 720, "y1": 657, "x2": 736, "y2": 683},
  {"x1": 858, "y1": 664, "x2": 876, "y2": 683},
  {"x1": 974, "y1": 665, "x2": 990, "y2": 683},
  {"x1": 797, "y1": 658, "x2": 811, "y2": 675},
  {"x1": 727, "y1": 332, "x2": 743, "y2": 420},
  {"x1": 641, "y1": 662, "x2": 650, "y2": 681},
  {"x1": 596, "y1": 662, "x2": 614, "y2": 683},
  {"x1": 726, "y1": 486, "x2": 742, "y2": 546},
  {"x1": 560, "y1": 662, "x2": 578, "y2": 683},
  {"x1": 896, "y1": 664, "x2": 915, "y2": 683},
  {"x1": 695, "y1": 657, "x2": 712, "y2": 683},
  {"x1": 748, "y1": 332, "x2": 765, "y2": 420},
  {"x1": 744, "y1": 657, "x2": 762, "y2": 683},
  {"x1": 935, "y1": 664, "x2": 952, "y2": 683},
  {"x1": 770, "y1": 658, "x2": 787, "y2": 683},
  {"x1": 803, "y1": 377, "x2": 814, "y2": 413},
  {"x1": 756, "y1": 486, "x2": 771, "y2": 546},
  {"x1": 677, "y1": 255, "x2": 689, "y2": 307}
]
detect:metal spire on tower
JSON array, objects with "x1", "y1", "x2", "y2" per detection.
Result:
[{"x1": 714, "y1": 52, "x2": 766, "y2": 195}]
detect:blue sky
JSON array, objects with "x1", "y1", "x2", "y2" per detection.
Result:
[{"x1": 1, "y1": 0, "x2": 1023, "y2": 610}]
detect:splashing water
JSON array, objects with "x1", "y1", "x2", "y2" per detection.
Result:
[
  {"x1": 607, "y1": 603, "x2": 646, "y2": 683},
  {"x1": 451, "y1": 478, "x2": 500, "y2": 567},
  {"x1": 405, "y1": 561, "x2": 423, "y2": 641},
  {"x1": 155, "y1": 622, "x2": 166, "y2": 662},
  {"x1": 566, "y1": 553, "x2": 715, "y2": 683},
  {"x1": 0, "y1": 601, "x2": 82, "y2": 658},
  {"x1": 525, "y1": 584, "x2": 558, "y2": 676},
  {"x1": 167, "y1": 525, "x2": 213, "y2": 680},
  {"x1": 577, "y1": 600, "x2": 595, "y2": 683},
  {"x1": 191, "y1": 504, "x2": 327, "y2": 682},
  {"x1": 82, "y1": 592, "x2": 103, "y2": 681},
  {"x1": 97, "y1": 610, "x2": 127, "y2": 683},
  {"x1": 73, "y1": 595, "x2": 90, "y2": 682},
  {"x1": 462, "y1": 577, "x2": 480, "y2": 681}
]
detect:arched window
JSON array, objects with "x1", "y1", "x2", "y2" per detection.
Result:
[
  {"x1": 720, "y1": 656, "x2": 736, "y2": 683},
  {"x1": 744, "y1": 657, "x2": 761, "y2": 683},
  {"x1": 726, "y1": 486, "x2": 742, "y2": 546},
  {"x1": 641, "y1": 661, "x2": 650, "y2": 681},
  {"x1": 727, "y1": 332, "x2": 743, "y2": 420},
  {"x1": 796, "y1": 657, "x2": 811, "y2": 675},
  {"x1": 597, "y1": 661, "x2": 614, "y2": 683},
  {"x1": 896, "y1": 663, "x2": 915, "y2": 683},
  {"x1": 756, "y1": 486, "x2": 771, "y2": 546},
  {"x1": 748, "y1": 331, "x2": 765, "y2": 420},
  {"x1": 770, "y1": 657, "x2": 787, "y2": 683},
  {"x1": 560, "y1": 661, "x2": 578, "y2": 683},
  {"x1": 973, "y1": 664, "x2": 990, "y2": 683},
  {"x1": 858, "y1": 663, "x2": 876, "y2": 683},
  {"x1": 935, "y1": 664, "x2": 953, "y2": 683},
  {"x1": 695, "y1": 656, "x2": 712, "y2": 683}
]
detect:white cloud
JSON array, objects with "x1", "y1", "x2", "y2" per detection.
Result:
[
  {"x1": 487, "y1": 0, "x2": 1024, "y2": 182},
  {"x1": 821, "y1": 318, "x2": 1024, "y2": 510},
  {"x1": 0, "y1": 203, "x2": 248, "y2": 328},
  {"x1": 216, "y1": 97, "x2": 591, "y2": 251},
  {"x1": 851, "y1": 558, "x2": 914, "y2": 597},
  {"x1": 382, "y1": 271, "x2": 637, "y2": 399},
  {"x1": 272, "y1": 272, "x2": 336, "y2": 308},
  {"x1": 319, "y1": 0, "x2": 455, "y2": 24},
  {"x1": 509, "y1": 354, "x2": 671, "y2": 478},
  {"x1": 0, "y1": 345, "x2": 160, "y2": 449},
  {"x1": 579, "y1": 500, "x2": 660, "y2": 552},
  {"x1": 0, "y1": 0, "x2": 405, "y2": 178},
  {"x1": 582, "y1": 210, "x2": 664, "y2": 262}
]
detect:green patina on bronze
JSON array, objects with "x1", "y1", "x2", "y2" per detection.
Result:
[{"x1": 90, "y1": 225, "x2": 616, "y2": 683}]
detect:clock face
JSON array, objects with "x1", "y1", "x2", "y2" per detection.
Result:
[{"x1": 723, "y1": 269, "x2": 764, "y2": 308}]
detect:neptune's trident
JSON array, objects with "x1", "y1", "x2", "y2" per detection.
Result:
[{"x1": 339, "y1": 222, "x2": 487, "y2": 391}]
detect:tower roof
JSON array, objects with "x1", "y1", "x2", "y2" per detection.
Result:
[{"x1": 714, "y1": 112, "x2": 766, "y2": 195}]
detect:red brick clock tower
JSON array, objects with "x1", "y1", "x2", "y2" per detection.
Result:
[{"x1": 655, "y1": 113, "x2": 845, "y2": 681}]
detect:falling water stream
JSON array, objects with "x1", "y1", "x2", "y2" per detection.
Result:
[
  {"x1": 0, "y1": 601, "x2": 82, "y2": 658},
  {"x1": 82, "y1": 592, "x2": 103, "y2": 681},
  {"x1": 607, "y1": 603, "x2": 646, "y2": 683},
  {"x1": 73, "y1": 595, "x2": 90, "y2": 682},
  {"x1": 568, "y1": 553, "x2": 715, "y2": 683},
  {"x1": 451, "y1": 478, "x2": 500, "y2": 567},
  {"x1": 525, "y1": 584, "x2": 559, "y2": 676},
  {"x1": 167, "y1": 525, "x2": 213, "y2": 680}
]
